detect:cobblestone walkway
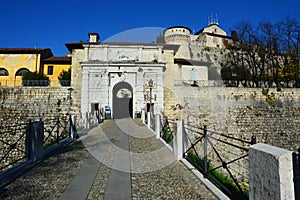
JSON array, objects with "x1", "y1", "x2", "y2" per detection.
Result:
[
  {"x1": 0, "y1": 119, "x2": 218, "y2": 200},
  {"x1": 129, "y1": 120, "x2": 217, "y2": 200},
  {"x1": 0, "y1": 139, "x2": 91, "y2": 199}
]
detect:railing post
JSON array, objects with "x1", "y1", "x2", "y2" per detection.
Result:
[
  {"x1": 25, "y1": 119, "x2": 32, "y2": 160},
  {"x1": 155, "y1": 114, "x2": 161, "y2": 139},
  {"x1": 147, "y1": 112, "x2": 151, "y2": 129},
  {"x1": 141, "y1": 109, "x2": 146, "y2": 124},
  {"x1": 251, "y1": 135, "x2": 257, "y2": 145},
  {"x1": 173, "y1": 120, "x2": 184, "y2": 160},
  {"x1": 203, "y1": 125, "x2": 208, "y2": 178},
  {"x1": 293, "y1": 149, "x2": 300, "y2": 200},
  {"x1": 249, "y1": 143, "x2": 294, "y2": 200},
  {"x1": 85, "y1": 112, "x2": 90, "y2": 129},
  {"x1": 69, "y1": 115, "x2": 78, "y2": 139},
  {"x1": 56, "y1": 117, "x2": 60, "y2": 144},
  {"x1": 26, "y1": 120, "x2": 44, "y2": 161},
  {"x1": 68, "y1": 115, "x2": 72, "y2": 138}
]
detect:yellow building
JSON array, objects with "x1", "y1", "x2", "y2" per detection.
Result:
[
  {"x1": 0, "y1": 48, "x2": 52, "y2": 86},
  {"x1": 0, "y1": 48, "x2": 71, "y2": 87},
  {"x1": 42, "y1": 56, "x2": 71, "y2": 87}
]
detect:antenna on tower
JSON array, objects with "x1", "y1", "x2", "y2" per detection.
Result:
[
  {"x1": 208, "y1": 16, "x2": 210, "y2": 26},
  {"x1": 208, "y1": 14, "x2": 213, "y2": 26},
  {"x1": 208, "y1": 14, "x2": 219, "y2": 26}
]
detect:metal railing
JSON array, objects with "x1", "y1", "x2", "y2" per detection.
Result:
[
  {"x1": 183, "y1": 123, "x2": 256, "y2": 200},
  {"x1": 174, "y1": 80, "x2": 224, "y2": 87},
  {"x1": 160, "y1": 116, "x2": 175, "y2": 146},
  {"x1": 293, "y1": 148, "x2": 300, "y2": 200},
  {"x1": 0, "y1": 79, "x2": 70, "y2": 87},
  {"x1": 0, "y1": 115, "x2": 77, "y2": 175},
  {"x1": 0, "y1": 123, "x2": 28, "y2": 173},
  {"x1": 43, "y1": 116, "x2": 70, "y2": 148}
]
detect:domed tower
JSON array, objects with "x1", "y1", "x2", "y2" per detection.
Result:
[{"x1": 164, "y1": 26, "x2": 191, "y2": 59}]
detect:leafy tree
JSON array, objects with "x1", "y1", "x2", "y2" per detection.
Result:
[
  {"x1": 156, "y1": 32, "x2": 165, "y2": 44},
  {"x1": 208, "y1": 66, "x2": 221, "y2": 80},
  {"x1": 277, "y1": 16, "x2": 300, "y2": 87},
  {"x1": 222, "y1": 16, "x2": 300, "y2": 88},
  {"x1": 58, "y1": 68, "x2": 71, "y2": 86},
  {"x1": 22, "y1": 71, "x2": 50, "y2": 86},
  {"x1": 231, "y1": 30, "x2": 239, "y2": 42}
]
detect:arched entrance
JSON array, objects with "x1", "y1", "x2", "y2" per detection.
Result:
[{"x1": 113, "y1": 82, "x2": 133, "y2": 119}]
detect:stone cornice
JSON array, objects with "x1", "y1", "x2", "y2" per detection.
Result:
[{"x1": 80, "y1": 60, "x2": 165, "y2": 67}]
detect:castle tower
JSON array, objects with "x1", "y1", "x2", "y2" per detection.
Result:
[{"x1": 164, "y1": 26, "x2": 191, "y2": 59}]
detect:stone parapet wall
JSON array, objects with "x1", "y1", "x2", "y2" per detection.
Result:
[
  {"x1": 0, "y1": 86, "x2": 74, "y2": 172},
  {"x1": 0, "y1": 87, "x2": 72, "y2": 126},
  {"x1": 165, "y1": 86, "x2": 300, "y2": 184},
  {"x1": 168, "y1": 87, "x2": 300, "y2": 151}
]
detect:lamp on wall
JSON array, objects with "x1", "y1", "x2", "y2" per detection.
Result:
[
  {"x1": 68, "y1": 87, "x2": 74, "y2": 108},
  {"x1": 148, "y1": 79, "x2": 154, "y2": 115}
]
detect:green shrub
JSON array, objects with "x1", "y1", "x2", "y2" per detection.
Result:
[
  {"x1": 262, "y1": 88, "x2": 269, "y2": 95},
  {"x1": 58, "y1": 68, "x2": 71, "y2": 86},
  {"x1": 262, "y1": 88, "x2": 275, "y2": 105},
  {"x1": 186, "y1": 150, "x2": 249, "y2": 199},
  {"x1": 162, "y1": 126, "x2": 173, "y2": 143},
  {"x1": 22, "y1": 71, "x2": 50, "y2": 86}
]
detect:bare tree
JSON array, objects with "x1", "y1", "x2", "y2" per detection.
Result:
[
  {"x1": 222, "y1": 17, "x2": 300, "y2": 88},
  {"x1": 276, "y1": 16, "x2": 300, "y2": 87}
]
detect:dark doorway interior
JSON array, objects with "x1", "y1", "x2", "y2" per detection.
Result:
[{"x1": 113, "y1": 82, "x2": 133, "y2": 119}]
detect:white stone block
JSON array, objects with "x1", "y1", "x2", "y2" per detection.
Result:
[
  {"x1": 147, "y1": 112, "x2": 151, "y2": 129},
  {"x1": 173, "y1": 120, "x2": 183, "y2": 160},
  {"x1": 155, "y1": 114, "x2": 161, "y2": 139},
  {"x1": 249, "y1": 143, "x2": 294, "y2": 200}
]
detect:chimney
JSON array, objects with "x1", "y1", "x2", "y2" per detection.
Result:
[{"x1": 88, "y1": 32, "x2": 100, "y2": 43}]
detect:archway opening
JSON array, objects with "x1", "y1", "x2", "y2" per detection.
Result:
[
  {"x1": 112, "y1": 82, "x2": 133, "y2": 119},
  {"x1": 15, "y1": 68, "x2": 30, "y2": 76}
]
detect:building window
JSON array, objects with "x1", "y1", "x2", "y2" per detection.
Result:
[
  {"x1": 0, "y1": 68, "x2": 9, "y2": 76},
  {"x1": 190, "y1": 68, "x2": 196, "y2": 80},
  {"x1": 15, "y1": 68, "x2": 29, "y2": 76},
  {"x1": 48, "y1": 66, "x2": 54, "y2": 75}
]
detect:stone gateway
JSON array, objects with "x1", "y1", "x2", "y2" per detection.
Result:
[
  {"x1": 112, "y1": 81, "x2": 133, "y2": 119},
  {"x1": 66, "y1": 33, "x2": 165, "y2": 119}
]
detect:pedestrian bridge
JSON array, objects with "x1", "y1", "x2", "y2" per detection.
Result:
[{"x1": 0, "y1": 118, "x2": 220, "y2": 199}]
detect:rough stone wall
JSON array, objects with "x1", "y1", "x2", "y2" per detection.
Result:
[
  {"x1": 0, "y1": 87, "x2": 72, "y2": 125},
  {"x1": 166, "y1": 86, "x2": 300, "y2": 183},
  {"x1": 169, "y1": 87, "x2": 300, "y2": 151},
  {"x1": 70, "y1": 48, "x2": 87, "y2": 116},
  {"x1": 190, "y1": 45, "x2": 227, "y2": 72},
  {"x1": 0, "y1": 87, "x2": 72, "y2": 172}
]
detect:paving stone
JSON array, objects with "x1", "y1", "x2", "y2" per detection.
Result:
[
  {"x1": 0, "y1": 119, "x2": 218, "y2": 200},
  {"x1": 0, "y1": 140, "x2": 90, "y2": 200}
]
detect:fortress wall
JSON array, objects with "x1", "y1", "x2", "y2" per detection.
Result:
[
  {"x1": 166, "y1": 87, "x2": 300, "y2": 183},
  {"x1": 0, "y1": 86, "x2": 72, "y2": 172},
  {"x1": 168, "y1": 87, "x2": 300, "y2": 151},
  {"x1": 0, "y1": 87, "x2": 72, "y2": 126}
]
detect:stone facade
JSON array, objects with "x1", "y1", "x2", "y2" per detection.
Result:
[{"x1": 66, "y1": 33, "x2": 167, "y2": 119}]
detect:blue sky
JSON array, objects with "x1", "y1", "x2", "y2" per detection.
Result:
[{"x1": 0, "y1": 0, "x2": 299, "y2": 56}]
